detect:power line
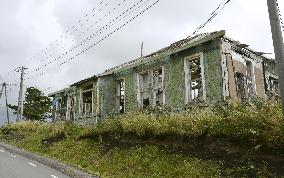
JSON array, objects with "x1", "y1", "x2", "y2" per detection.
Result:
[
  {"x1": 190, "y1": 0, "x2": 231, "y2": 37},
  {"x1": 26, "y1": 0, "x2": 158, "y2": 81},
  {"x1": 32, "y1": 0, "x2": 152, "y2": 73},
  {"x1": 0, "y1": 67, "x2": 21, "y2": 81},
  {"x1": 0, "y1": 0, "x2": 115, "y2": 82},
  {"x1": 27, "y1": 0, "x2": 112, "y2": 63},
  {"x1": 276, "y1": 0, "x2": 284, "y2": 32},
  {"x1": 0, "y1": 0, "x2": 120, "y2": 83}
]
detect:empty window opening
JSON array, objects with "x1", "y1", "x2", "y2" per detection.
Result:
[
  {"x1": 82, "y1": 84, "x2": 93, "y2": 115},
  {"x1": 236, "y1": 72, "x2": 246, "y2": 100},
  {"x1": 269, "y1": 77, "x2": 279, "y2": 99},
  {"x1": 138, "y1": 68, "x2": 165, "y2": 108},
  {"x1": 153, "y1": 68, "x2": 164, "y2": 107},
  {"x1": 246, "y1": 61, "x2": 255, "y2": 99},
  {"x1": 57, "y1": 99, "x2": 62, "y2": 110},
  {"x1": 117, "y1": 80, "x2": 125, "y2": 113},
  {"x1": 70, "y1": 111, "x2": 74, "y2": 121},
  {"x1": 140, "y1": 72, "x2": 151, "y2": 108},
  {"x1": 68, "y1": 94, "x2": 76, "y2": 121},
  {"x1": 185, "y1": 56, "x2": 204, "y2": 103}
]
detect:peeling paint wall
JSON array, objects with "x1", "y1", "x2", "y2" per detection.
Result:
[{"x1": 222, "y1": 39, "x2": 268, "y2": 101}]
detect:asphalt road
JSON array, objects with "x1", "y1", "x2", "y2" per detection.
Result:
[{"x1": 0, "y1": 146, "x2": 70, "y2": 178}]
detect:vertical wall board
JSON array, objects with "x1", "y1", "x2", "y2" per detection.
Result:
[
  {"x1": 203, "y1": 47, "x2": 223, "y2": 103},
  {"x1": 99, "y1": 75, "x2": 117, "y2": 118},
  {"x1": 124, "y1": 69, "x2": 139, "y2": 112},
  {"x1": 75, "y1": 87, "x2": 80, "y2": 117},
  {"x1": 254, "y1": 67, "x2": 266, "y2": 98},
  {"x1": 164, "y1": 53, "x2": 185, "y2": 110},
  {"x1": 93, "y1": 81, "x2": 97, "y2": 115}
]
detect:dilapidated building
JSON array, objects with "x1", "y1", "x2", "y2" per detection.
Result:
[{"x1": 49, "y1": 30, "x2": 279, "y2": 124}]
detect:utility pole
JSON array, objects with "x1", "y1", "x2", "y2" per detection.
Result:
[
  {"x1": 141, "y1": 41, "x2": 144, "y2": 58},
  {"x1": 267, "y1": 0, "x2": 284, "y2": 113},
  {"x1": 0, "y1": 84, "x2": 4, "y2": 99},
  {"x1": 17, "y1": 66, "x2": 27, "y2": 122},
  {"x1": 4, "y1": 83, "x2": 9, "y2": 124}
]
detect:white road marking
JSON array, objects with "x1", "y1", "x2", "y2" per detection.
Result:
[
  {"x1": 28, "y1": 162, "x2": 37, "y2": 167},
  {"x1": 10, "y1": 154, "x2": 16, "y2": 158},
  {"x1": 51, "y1": 175, "x2": 58, "y2": 178},
  {"x1": 0, "y1": 149, "x2": 5, "y2": 153}
]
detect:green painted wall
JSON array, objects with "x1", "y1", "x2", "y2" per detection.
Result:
[
  {"x1": 112, "y1": 39, "x2": 223, "y2": 113},
  {"x1": 99, "y1": 75, "x2": 117, "y2": 117},
  {"x1": 51, "y1": 38, "x2": 223, "y2": 120}
]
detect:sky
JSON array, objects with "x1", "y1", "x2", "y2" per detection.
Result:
[{"x1": 0, "y1": 0, "x2": 283, "y2": 125}]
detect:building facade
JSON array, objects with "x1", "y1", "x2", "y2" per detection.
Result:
[{"x1": 48, "y1": 30, "x2": 279, "y2": 124}]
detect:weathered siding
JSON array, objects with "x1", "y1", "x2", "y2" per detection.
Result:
[
  {"x1": 203, "y1": 47, "x2": 223, "y2": 102},
  {"x1": 99, "y1": 75, "x2": 117, "y2": 117},
  {"x1": 254, "y1": 67, "x2": 265, "y2": 98},
  {"x1": 114, "y1": 39, "x2": 223, "y2": 111},
  {"x1": 164, "y1": 53, "x2": 185, "y2": 109}
]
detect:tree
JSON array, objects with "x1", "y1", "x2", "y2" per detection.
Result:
[{"x1": 9, "y1": 87, "x2": 52, "y2": 121}]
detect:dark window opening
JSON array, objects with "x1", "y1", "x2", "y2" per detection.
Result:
[
  {"x1": 269, "y1": 77, "x2": 280, "y2": 100},
  {"x1": 82, "y1": 84, "x2": 93, "y2": 115},
  {"x1": 246, "y1": 61, "x2": 255, "y2": 99},
  {"x1": 141, "y1": 72, "x2": 150, "y2": 108},
  {"x1": 57, "y1": 99, "x2": 62, "y2": 110},
  {"x1": 236, "y1": 72, "x2": 246, "y2": 100},
  {"x1": 153, "y1": 68, "x2": 164, "y2": 106},
  {"x1": 143, "y1": 98, "x2": 150, "y2": 108},
  {"x1": 70, "y1": 111, "x2": 74, "y2": 121}
]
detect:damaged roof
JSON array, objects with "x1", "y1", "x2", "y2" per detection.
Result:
[
  {"x1": 50, "y1": 30, "x2": 274, "y2": 96},
  {"x1": 70, "y1": 75, "x2": 97, "y2": 87},
  {"x1": 103, "y1": 30, "x2": 226, "y2": 74}
]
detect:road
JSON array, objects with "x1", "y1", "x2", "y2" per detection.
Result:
[{"x1": 0, "y1": 146, "x2": 70, "y2": 178}]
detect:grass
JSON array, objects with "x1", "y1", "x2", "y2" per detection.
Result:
[{"x1": 0, "y1": 100, "x2": 284, "y2": 177}]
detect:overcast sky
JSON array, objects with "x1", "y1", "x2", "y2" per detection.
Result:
[{"x1": 0, "y1": 0, "x2": 283, "y2": 124}]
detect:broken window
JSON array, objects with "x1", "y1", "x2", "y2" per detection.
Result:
[
  {"x1": 138, "y1": 68, "x2": 165, "y2": 108},
  {"x1": 269, "y1": 77, "x2": 280, "y2": 100},
  {"x1": 185, "y1": 55, "x2": 204, "y2": 103},
  {"x1": 57, "y1": 98, "x2": 62, "y2": 110},
  {"x1": 152, "y1": 68, "x2": 164, "y2": 107},
  {"x1": 68, "y1": 94, "x2": 76, "y2": 121},
  {"x1": 117, "y1": 80, "x2": 125, "y2": 113},
  {"x1": 246, "y1": 61, "x2": 255, "y2": 99},
  {"x1": 236, "y1": 72, "x2": 246, "y2": 100},
  {"x1": 140, "y1": 72, "x2": 151, "y2": 108},
  {"x1": 81, "y1": 84, "x2": 93, "y2": 115}
]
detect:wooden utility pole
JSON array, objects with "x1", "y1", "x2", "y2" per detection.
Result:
[
  {"x1": 267, "y1": 0, "x2": 284, "y2": 113},
  {"x1": 141, "y1": 41, "x2": 144, "y2": 58},
  {"x1": 17, "y1": 66, "x2": 27, "y2": 122},
  {"x1": 0, "y1": 84, "x2": 4, "y2": 99},
  {"x1": 4, "y1": 83, "x2": 9, "y2": 124}
]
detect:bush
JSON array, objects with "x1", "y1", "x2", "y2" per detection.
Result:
[{"x1": 77, "y1": 100, "x2": 284, "y2": 150}]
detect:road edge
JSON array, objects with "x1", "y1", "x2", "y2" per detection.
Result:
[{"x1": 0, "y1": 141, "x2": 99, "y2": 178}]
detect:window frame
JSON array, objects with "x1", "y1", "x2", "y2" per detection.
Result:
[
  {"x1": 116, "y1": 79, "x2": 126, "y2": 113},
  {"x1": 137, "y1": 66, "x2": 165, "y2": 108},
  {"x1": 184, "y1": 52, "x2": 206, "y2": 104}
]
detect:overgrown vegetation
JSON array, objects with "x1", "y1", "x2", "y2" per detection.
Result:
[{"x1": 1, "y1": 100, "x2": 284, "y2": 177}]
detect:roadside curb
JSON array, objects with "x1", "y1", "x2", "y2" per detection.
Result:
[{"x1": 0, "y1": 142, "x2": 99, "y2": 178}]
